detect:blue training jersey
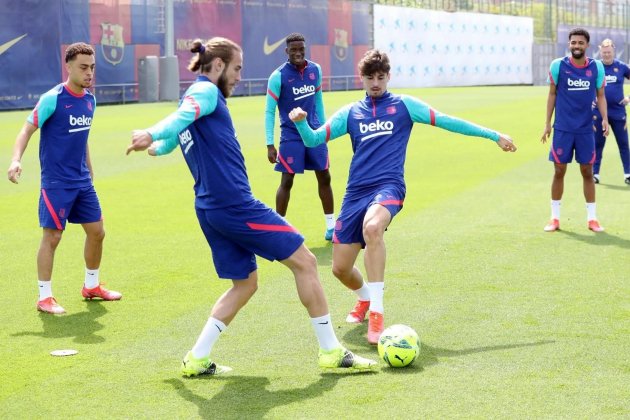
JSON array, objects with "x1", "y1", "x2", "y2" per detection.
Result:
[
  {"x1": 594, "y1": 59, "x2": 630, "y2": 120},
  {"x1": 265, "y1": 60, "x2": 325, "y2": 145},
  {"x1": 148, "y1": 75, "x2": 255, "y2": 209},
  {"x1": 294, "y1": 91, "x2": 499, "y2": 193},
  {"x1": 28, "y1": 83, "x2": 96, "y2": 189},
  {"x1": 548, "y1": 56, "x2": 605, "y2": 133}
]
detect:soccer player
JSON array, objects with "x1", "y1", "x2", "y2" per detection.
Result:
[
  {"x1": 541, "y1": 28, "x2": 609, "y2": 233},
  {"x1": 265, "y1": 33, "x2": 335, "y2": 240},
  {"x1": 288, "y1": 49, "x2": 517, "y2": 344},
  {"x1": 592, "y1": 39, "x2": 630, "y2": 185},
  {"x1": 6, "y1": 42, "x2": 122, "y2": 315},
  {"x1": 126, "y1": 37, "x2": 376, "y2": 376}
]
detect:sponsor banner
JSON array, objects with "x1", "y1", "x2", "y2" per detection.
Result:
[
  {"x1": 0, "y1": 0, "x2": 61, "y2": 110},
  {"x1": 557, "y1": 24, "x2": 626, "y2": 62},
  {"x1": 374, "y1": 5, "x2": 533, "y2": 88},
  {"x1": 174, "y1": 0, "x2": 242, "y2": 79}
]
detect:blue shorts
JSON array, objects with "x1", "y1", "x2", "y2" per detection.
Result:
[
  {"x1": 334, "y1": 184, "x2": 405, "y2": 247},
  {"x1": 549, "y1": 129, "x2": 596, "y2": 164},
  {"x1": 275, "y1": 140, "x2": 329, "y2": 174},
  {"x1": 39, "y1": 185, "x2": 102, "y2": 230},
  {"x1": 195, "y1": 199, "x2": 304, "y2": 280}
]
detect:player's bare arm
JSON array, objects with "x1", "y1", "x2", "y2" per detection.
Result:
[
  {"x1": 126, "y1": 130, "x2": 153, "y2": 155},
  {"x1": 7, "y1": 121, "x2": 37, "y2": 184},
  {"x1": 497, "y1": 134, "x2": 517, "y2": 152},
  {"x1": 596, "y1": 86, "x2": 609, "y2": 137},
  {"x1": 541, "y1": 84, "x2": 556, "y2": 144},
  {"x1": 288, "y1": 107, "x2": 307, "y2": 122}
]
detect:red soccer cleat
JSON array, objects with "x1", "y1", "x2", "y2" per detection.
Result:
[
  {"x1": 588, "y1": 220, "x2": 604, "y2": 232},
  {"x1": 543, "y1": 219, "x2": 560, "y2": 232},
  {"x1": 345, "y1": 300, "x2": 370, "y2": 323},
  {"x1": 367, "y1": 311, "x2": 384, "y2": 345},
  {"x1": 82, "y1": 284, "x2": 122, "y2": 301},
  {"x1": 37, "y1": 297, "x2": 66, "y2": 314}
]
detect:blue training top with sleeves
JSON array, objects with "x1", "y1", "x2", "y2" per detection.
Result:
[
  {"x1": 294, "y1": 91, "x2": 499, "y2": 193},
  {"x1": 147, "y1": 75, "x2": 255, "y2": 210},
  {"x1": 593, "y1": 59, "x2": 630, "y2": 120},
  {"x1": 28, "y1": 83, "x2": 96, "y2": 189},
  {"x1": 548, "y1": 56, "x2": 605, "y2": 133},
  {"x1": 265, "y1": 60, "x2": 325, "y2": 146}
]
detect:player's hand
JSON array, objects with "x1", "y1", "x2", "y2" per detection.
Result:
[
  {"x1": 147, "y1": 142, "x2": 158, "y2": 156},
  {"x1": 267, "y1": 145, "x2": 278, "y2": 163},
  {"x1": 541, "y1": 123, "x2": 552, "y2": 144},
  {"x1": 7, "y1": 160, "x2": 22, "y2": 184},
  {"x1": 622, "y1": 96, "x2": 630, "y2": 106},
  {"x1": 497, "y1": 134, "x2": 517, "y2": 152},
  {"x1": 602, "y1": 120, "x2": 610, "y2": 137},
  {"x1": 127, "y1": 130, "x2": 153, "y2": 155},
  {"x1": 289, "y1": 107, "x2": 307, "y2": 122}
]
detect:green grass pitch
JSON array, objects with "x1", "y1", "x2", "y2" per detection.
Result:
[{"x1": 1, "y1": 86, "x2": 628, "y2": 418}]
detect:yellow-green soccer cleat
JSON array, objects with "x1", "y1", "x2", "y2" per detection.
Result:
[
  {"x1": 181, "y1": 351, "x2": 232, "y2": 377},
  {"x1": 318, "y1": 347, "x2": 378, "y2": 370}
]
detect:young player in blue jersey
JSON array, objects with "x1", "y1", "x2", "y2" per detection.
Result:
[
  {"x1": 592, "y1": 39, "x2": 630, "y2": 185},
  {"x1": 126, "y1": 37, "x2": 376, "y2": 376},
  {"x1": 541, "y1": 28, "x2": 609, "y2": 233},
  {"x1": 6, "y1": 43, "x2": 121, "y2": 315},
  {"x1": 289, "y1": 49, "x2": 517, "y2": 344},
  {"x1": 265, "y1": 33, "x2": 335, "y2": 240}
]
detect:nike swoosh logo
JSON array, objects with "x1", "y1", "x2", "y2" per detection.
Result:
[
  {"x1": 0, "y1": 34, "x2": 27, "y2": 56},
  {"x1": 215, "y1": 325, "x2": 223, "y2": 332},
  {"x1": 65, "y1": 105, "x2": 73, "y2": 109},
  {"x1": 263, "y1": 36, "x2": 285, "y2": 55},
  {"x1": 318, "y1": 321, "x2": 329, "y2": 325}
]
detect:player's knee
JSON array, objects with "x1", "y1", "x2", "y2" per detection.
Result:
[
  {"x1": 332, "y1": 262, "x2": 352, "y2": 280},
  {"x1": 362, "y1": 221, "x2": 383, "y2": 243},
  {"x1": 279, "y1": 177, "x2": 294, "y2": 190},
  {"x1": 43, "y1": 229, "x2": 63, "y2": 248},
  {"x1": 89, "y1": 227, "x2": 106, "y2": 243}
]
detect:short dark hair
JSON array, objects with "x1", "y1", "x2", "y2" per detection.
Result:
[
  {"x1": 65, "y1": 42, "x2": 94, "y2": 63},
  {"x1": 568, "y1": 28, "x2": 590, "y2": 43},
  {"x1": 286, "y1": 33, "x2": 305, "y2": 45},
  {"x1": 358, "y1": 49, "x2": 391, "y2": 76}
]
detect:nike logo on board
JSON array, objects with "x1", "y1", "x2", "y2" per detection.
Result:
[
  {"x1": 263, "y1": 36, "x2": 285, "y2": 55},
  {"x1": 0, "y1": 34, "x2": 27, "y2": 56}
]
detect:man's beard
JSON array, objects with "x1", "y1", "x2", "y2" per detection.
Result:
[
  {"x1": 571, "y1": 49, "x2": 584, "y2": 60},
  {"x1": 217, "y1": 70, "x2": 232, "y2": 98}
]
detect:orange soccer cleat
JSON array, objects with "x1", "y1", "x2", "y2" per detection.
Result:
[
  {"x1": 367, "y1": 311, "x2": 384, "y2": 345},
  {"x1": 345, "y1": 300, "x2": 370, "y2": 323},
  {"x1": 37, "y1": 297, "x2": 66, "y2": 314},
  {"x1": 81, "y1": 284, "x2": 122, "y2": 301},
  {"x1": 543, "y1": 219, "x2": 560, "y2": 232},
  {"x1": 588, "y1": 220, "x2": 604, "y2": 232}
]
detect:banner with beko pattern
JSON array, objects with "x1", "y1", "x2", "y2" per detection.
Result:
[{"x1": 373, "y1": 5, "x2": 533, "y2": 88}]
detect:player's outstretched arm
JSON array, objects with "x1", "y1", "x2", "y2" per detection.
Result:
[
  {"x1": 126, "y1": 130, "x2": 153, "y2": 155},
  {"x1": 496, "y1": 134, "x2": 517, "y2": 152}
]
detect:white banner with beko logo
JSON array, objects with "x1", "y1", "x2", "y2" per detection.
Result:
[{"x1": 373, "y1": 5, "x2": 533, "y2": 87}]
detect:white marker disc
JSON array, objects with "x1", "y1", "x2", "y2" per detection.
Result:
[{"x1": 50, "y1": 349, "x2": 78, "y2": 357}]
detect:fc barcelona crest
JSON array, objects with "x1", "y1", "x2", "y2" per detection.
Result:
[
  {"x1": 334, "y1": 28, "x2": 348, "y2": 61},
  {"x1": 101, "y1": 23, "x2": 125, "y2": 65}
]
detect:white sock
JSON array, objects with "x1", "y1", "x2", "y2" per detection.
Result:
[
  {"x1": 368, "y1": 282, "x2": 384, "y2": 314},
  {"x1": 325, "y1": 213, "x2": 335, "y2": 230},
  {"x1": 191, "y1": 317, "x2": 226, "y2": 359},
  {"x1": 551, "y1": 200, "x2": 561, "y2": 220},
  {"x1": 311, "y1": 314, "x2": 341, "y2": 351},
  {"x1": 84, "y1": 268, "x2": 99, "y2": 289},
  {"x1": 586, "y1": 202, "x2": 597, "y2": 221},
  {"x1": 38, "y1": 280, "x2": 52, "y2": 300},
  {"x1": 353, "y1": 282, "x2": 371, "y2": 301},
  {"x1": 625, "y1": 173, "x2": 630, "y2": 178}
]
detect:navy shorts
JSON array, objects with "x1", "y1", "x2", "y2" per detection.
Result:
[
  {"x1": 195, "y1": 199, "x2": 304, "y2": 280},
  {"x1": 39, "y1": 185, "x2": 102, "y2": 230},
  {"x1": 275, "y1": 140, "x2": 329, "y2": 174},
  {"x1": 549, "y1": 129, "x2": 596, "y2": 164},
  {"x1": 334, "y1": 184, "x2": 405, "y2": 247}
]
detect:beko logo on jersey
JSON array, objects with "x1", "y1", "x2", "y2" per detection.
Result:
[
  {"x1": 293, "y1": 85, "x2": 316, "y2": 100},
  {"x1": 68, "y1": 115, "x2": 92, "y2": 132},
  {"x1": 567, "y1": 78, "x2": 590, "y2": 90},
  {"x1": 605, "y1": 75, "x2": 617, "y2": 84},
  {"x1": 359, "y1": 119, "x2": 394, "y2": 142},
  {"x1": 179, "y1": 129, "x2": 194, "y2": 154}
]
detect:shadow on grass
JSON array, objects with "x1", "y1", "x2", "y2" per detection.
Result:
[
  {"x1": 11, "y1": 301, "x2": 108, "y2": 344},
  {"x1": 558, "y1": 229, "x2": 630, "y2": 249},
  {"x1": 419, "y1": 340, "x2": 556, "y2": 367},
  {"x1": 164, "y1": 372, "x2": 365, "y2": 419},
  {"x1": 308, "y1": 244, "x2": 333, "y2": 267}
]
